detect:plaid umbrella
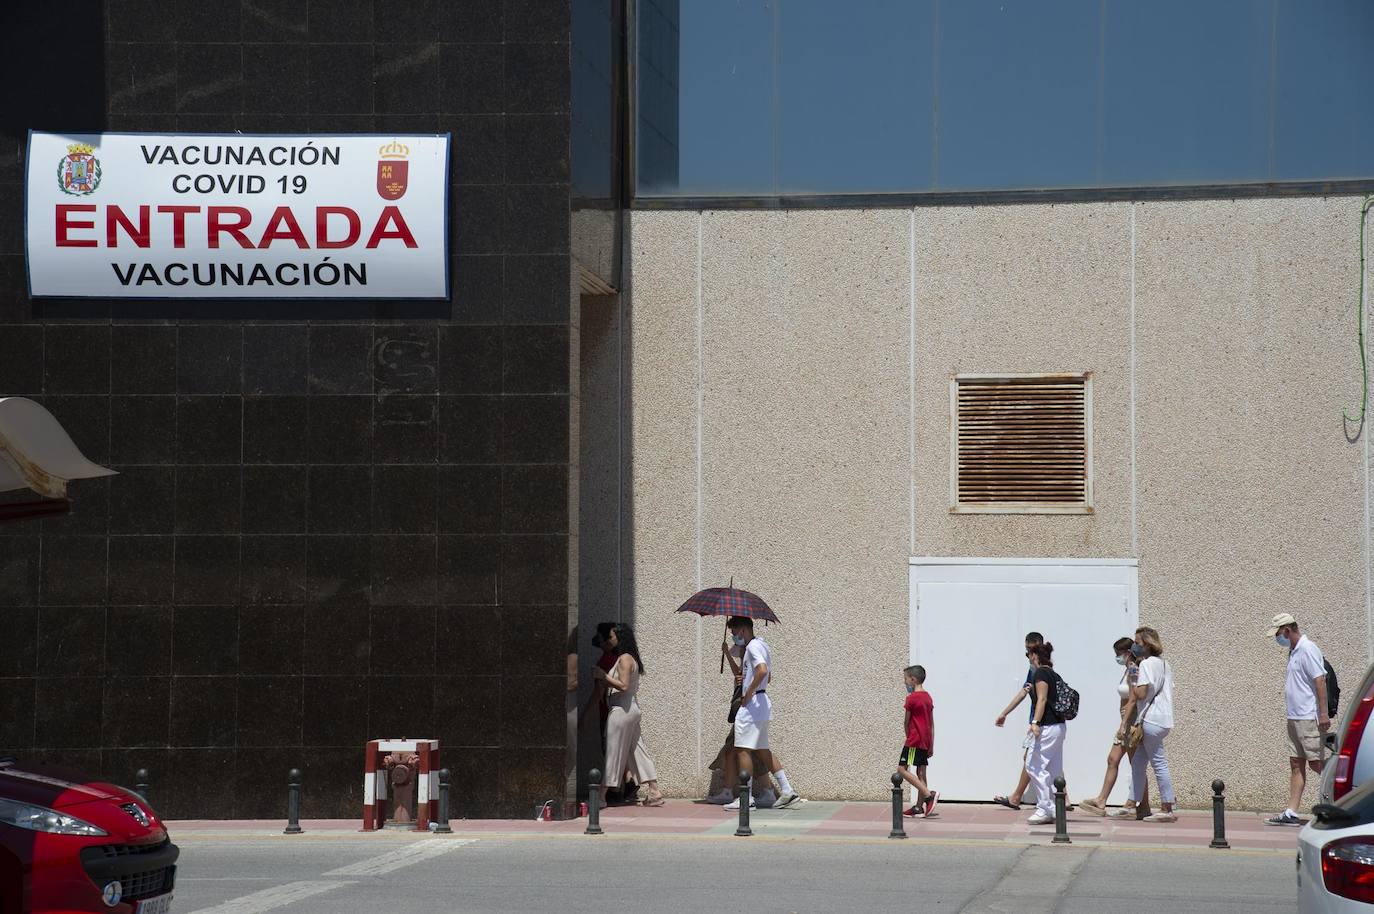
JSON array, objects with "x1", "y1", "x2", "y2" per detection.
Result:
[
  {"x1": 675, "y1": 584, "x2": 778, "y2": 673},
  {"x1": 675, "y1": 586, "x2": 778, "y2": 624}
]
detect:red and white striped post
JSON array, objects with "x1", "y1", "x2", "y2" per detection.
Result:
[{"x1": 362, "y1": 739, "x2": 440, "y2": 832}]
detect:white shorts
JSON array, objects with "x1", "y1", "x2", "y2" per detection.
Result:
[{"x1": 734, "y1": 718, "x2": 770, "y2": 750}]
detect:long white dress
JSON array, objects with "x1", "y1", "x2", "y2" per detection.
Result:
[{"x1": 603, "y1": 658, "x2": 655, "y2": 788}]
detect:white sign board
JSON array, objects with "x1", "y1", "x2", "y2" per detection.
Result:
[{"x1": 25, "y1": 132, "x2": 450, "y2": 299}]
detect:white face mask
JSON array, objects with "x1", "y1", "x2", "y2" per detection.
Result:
[
  {"x1": 1115, "y1": 654, "x2": 1127, "y2": 666},
  {"x1": 1276, "y1": 634, "x2": 1291, "y2": 649},
  {"x1": 733, "y1": 635, "x2": 747, "y2": 646}
]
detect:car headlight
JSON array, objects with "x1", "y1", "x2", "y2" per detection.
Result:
[{"x1": 0, "y1": 797, "x2": 107, "y2": 836}]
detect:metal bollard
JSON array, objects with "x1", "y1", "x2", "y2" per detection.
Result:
[
  {"x1": 433, "y1": 768, "x2": 453, "y2": 834},
  {"x1": 1052, "y1": 776, "x2": 1071, "y2": 844},
  {"x1": 889, "y1": 773, "x2": 907, "y2": 839},
  {"x1": 284, "y1": 768, "x2": 303, "y2": 835},
  {"x1": 585, "y1": 769, "x2": 604, "y2": 835},
  {"x1": 1210, "y1": 778, "x2": 1230, "y2": 849},
  {"x1": 735, "y1": 773, "x2": 752, "y2": 837},
  {"x1": 134, "y1": 768, "x2": 150, "y2": 801}
]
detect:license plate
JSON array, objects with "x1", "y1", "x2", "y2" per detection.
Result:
[{"x1": 136, "y1": 894, "x2": 173, "y2": 914}]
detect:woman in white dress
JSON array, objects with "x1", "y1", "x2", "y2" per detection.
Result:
[{"x1": 593, "y1": 625, "x2": 665, "y2": 806}]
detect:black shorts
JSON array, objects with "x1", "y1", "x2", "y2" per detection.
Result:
[{"x1": 898, "y1": 746, "x2": 929, "y2": 768}]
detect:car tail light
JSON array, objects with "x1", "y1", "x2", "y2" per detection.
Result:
[
  {"x1": 1323, "y1": 838, "x2": 1374, "y2": 903},
  {"x1": 1334, "y1": 679, "x2": 1374, "y2": 801}
]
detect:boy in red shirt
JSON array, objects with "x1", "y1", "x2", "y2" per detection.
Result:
[{"x1": 898, "y1": 664, "x2": 937, "y2": 817}]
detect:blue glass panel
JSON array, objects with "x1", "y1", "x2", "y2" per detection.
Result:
[
  {"x1": 573, "y1": 0, "x2": 615, "y2": 199},
  {"x1": 636, "y1": 0, "x2": 682, "y2": 192},
  {"x1": 937, "y1": 0, "x2": 1099, "y2": 190},
  {"x1": 776, "y1": 0, "x2": 934, "y2": 194},
  {"x1": 1102, "y1": 0, "x2": 1271, "y2": 186},
  {"x1": 671, "y1": 0, "x2": 774, "y2": 193},
  {"x1": 1274, "y1": 0, "x2": 1374, "y2": 181}
]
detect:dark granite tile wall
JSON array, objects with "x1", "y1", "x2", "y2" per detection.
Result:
[{"x1": 0, "y1": 0, "x2": 573, "y2": 819}]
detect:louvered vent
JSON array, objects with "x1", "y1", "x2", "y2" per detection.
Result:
[{"x1": 951, "y1": 373, "x2": 1092, "y2": 513}]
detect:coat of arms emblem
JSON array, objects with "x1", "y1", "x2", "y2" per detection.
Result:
[
  {"x1": 377, "y1": 141, "x2": 409, "y2": 200},
  {"x1": 57, "y1": 143, "x2": 101, "y2": 196}
]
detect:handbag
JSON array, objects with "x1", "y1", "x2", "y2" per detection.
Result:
[{"x1": 728, "y1": 684, "x2": 743, "y2": 723}]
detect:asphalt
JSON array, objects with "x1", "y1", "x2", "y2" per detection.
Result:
[{"x1": 166, "y1": 801, "x2": 1304, "y2": 913}]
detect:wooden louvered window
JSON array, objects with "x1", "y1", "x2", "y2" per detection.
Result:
[{"x1": 950, "y1": 373, "x2": 1093, "y2": 514}]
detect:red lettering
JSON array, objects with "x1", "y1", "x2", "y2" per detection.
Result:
[
  {"x1": 106, "y1": 205, "x2": 151, "y2": 248},
  {"x1": 365, "y1": 206, "x2": 418, "y2": 249},
  {"x1": 316, "y1": 206, "x2": 361, "y2": 249},
  {"x1": 156, "y1": 205, "x2": 199, "y2": 249},
  {"x1": 257, "y1": 206, "x2": 309, "y2": 249},
  {"x1": 207, "y1": 206, "x2": 254, "y2": 249},
  {"x1": 55, "y1": 204, "x2": 97, "y2": 247}
]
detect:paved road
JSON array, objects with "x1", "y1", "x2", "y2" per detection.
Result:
[{"x1": 172, "y1": 832, "x2": 1299, "y2": 914}]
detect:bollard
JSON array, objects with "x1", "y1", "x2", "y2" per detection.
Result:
[
  {"x1": 433, "y1": 768, "x2": 453, "y2": 834},
  {"x1": 585, "y1": 769, "x2": 604, "y2": 835},
  {"x1": 889, "y1": 773, "x2": 907, "y2": 839},
  {"x1": 134, "y1": 768, "x2": 150, "y2": 801},
  {"x1": 1210, "y1": 779, "x2": 1230, "y2": 849},
  {"x1": 284, "y1": 768, "x2": 303, "y2": 835},
  {"x1": 735, "y1": 773, "x2": 752, "y2": 837},
  {"x1": 1052, "y1": 776, "x2": 1071, "y2": 844}
]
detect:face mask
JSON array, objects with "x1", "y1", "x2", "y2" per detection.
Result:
[
  {"x1": 1276, "y1": 634, "x2": 1291, "y2": 649},
  {"x1": 732, "y1": 635, "x2": 747, "y2": 646},
  {"x1": 905, "y1": 684, "x2": 915, "y2": 694},
  {"x1": 1130, "y1": 643, "x2": 1144, "y2": 658},
  {"x1": 1115, "y1": 655, "x2": 1127, "y2": 666}
]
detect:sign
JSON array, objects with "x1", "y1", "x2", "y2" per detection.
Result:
[{"x1": 25, "y1": 132, "x2": 450, "y2": 299}]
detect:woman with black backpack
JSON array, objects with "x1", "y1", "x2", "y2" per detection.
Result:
[{"x1": 1024, "y1": 642, "x2": 1067, "y2": 825}]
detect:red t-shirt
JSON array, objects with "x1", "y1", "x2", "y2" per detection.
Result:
[{"x1": 904, "y1": 690, "x2": 933, "y2": 750}]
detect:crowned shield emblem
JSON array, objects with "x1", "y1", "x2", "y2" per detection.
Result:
[
  {"x1": 377, "y1": 140, "x2": 409, "y2": 200},
  {"x1": 57, "y1": 143, "x2": 101, "y2": 196}
]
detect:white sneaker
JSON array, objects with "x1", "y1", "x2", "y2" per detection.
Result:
[
  {"x1": 704, "y1": 790, "x2": 733, "y2": 805},
  {"x1": 774, "y1": 792, "x2": 801, "y2": 809},
  {"x1": 723, "y1": 796, "x2": 757, "y2": 811},
  {"x1": 1026, "y1": 812, "x2": 1054, "y2": 825}
]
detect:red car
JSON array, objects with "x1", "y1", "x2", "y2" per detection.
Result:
[{"x1": 0, "y1": 757, "x2": 178, "y2": 914}]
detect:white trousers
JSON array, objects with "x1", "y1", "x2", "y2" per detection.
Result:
[{"x1": 1025, "y1": 722, "x2": 1066, "y2": 817}]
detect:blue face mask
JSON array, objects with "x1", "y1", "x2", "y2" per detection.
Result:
[
  {"x1": 732, "y1": 635, "x2": 747, "y2": 646},
  {"x1": 1115, "y1": 655, "x2": 1127, "y2": 666},
  {"x1": 1130, "y1": 643, "x2": 1145, "y2": 658},
  {"x1": 905, "y1": 684, "x2": 915, "y2": 694},
  {"x1": 1276, "y1": 634, "x2": 1291, "y2": 649}
]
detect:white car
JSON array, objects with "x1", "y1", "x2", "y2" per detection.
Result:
[{"x1": 1298, "y1": 779, "x2": 1374, "y2": 911}]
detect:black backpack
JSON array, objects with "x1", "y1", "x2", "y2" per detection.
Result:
[
  {"x1": 1326, "y1": 659, "x2": 1340, "y2": 720},
  {"x1": 1052, "y1": 671, "x2": 1080, "y2": 722}
]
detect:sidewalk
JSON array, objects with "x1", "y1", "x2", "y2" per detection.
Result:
[{"x1": 168, "y1": 800, "x2": 1300, "y2": 853}]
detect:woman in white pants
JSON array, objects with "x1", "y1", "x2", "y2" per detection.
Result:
[
  {"x1": 1025, "y1": 641, "x2": 1067, "y2": 825},
  {"x1": 1124, "y1": 626, "x2": 1177, "y2": 823}
]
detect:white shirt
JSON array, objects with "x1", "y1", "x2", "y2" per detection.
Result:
[
  {"x1": 1286, "y1": 635, "x2": 1327, "y2": 720},
  {"x1": 1136, "y1": 656, "x2": 1174, "y2": 729},
  {"x1": 737, "y1": 637, "x2": 773, "y2": 723}
]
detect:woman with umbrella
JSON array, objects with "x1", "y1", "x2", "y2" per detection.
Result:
[{"x1": 592, "y1": 624, "x2": 665, "y2": 807}]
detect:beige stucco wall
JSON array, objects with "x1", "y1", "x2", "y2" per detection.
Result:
[{"x1": 627, "y1": 197, "x2": 1370, "y2": 810}]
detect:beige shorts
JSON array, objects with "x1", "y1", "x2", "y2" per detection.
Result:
[{"x1": 1287, "y1": 718, "x2": 1323, "y2": 761}]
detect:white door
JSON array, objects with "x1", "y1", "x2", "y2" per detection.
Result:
[{"x1": 909, "y1": 559, "x2": 1138, "y2": 803}]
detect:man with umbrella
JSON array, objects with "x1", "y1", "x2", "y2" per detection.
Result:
[{"x1": 727, "y1": 615, "x2": 800, "y2": 809}]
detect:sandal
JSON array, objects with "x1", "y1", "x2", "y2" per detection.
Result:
[
  {"x1": 643, "y1": 793, "x2": 666, "y2": 807},
  {"x1": 1078, "y1": 798, "x2": 1107, "y2": 816},
  {"x1": 992, "y1": 795, "x2": 1022, "y2": 809}
]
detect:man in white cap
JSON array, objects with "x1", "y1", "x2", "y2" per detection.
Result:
[{"x1": 1265, "y1": 612, "x2": 1329, "y2": 826}]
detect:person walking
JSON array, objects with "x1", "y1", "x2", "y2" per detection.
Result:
[
  {"x1": 1024, "y1": 641, "x2": 1067, "y2": 825},
  {"x1": 725, "y1": 615, "x2": 800, "y2": 811},
  {"x1": 593, "y1": 624, "x2": 665, "y2": 807},
  {"x1": 1266, "y1": 612, "x2": 1330, "y2": 826},
  {"x1": 717, "y1": 636, "x2": 800, "y2": 808},
  {"x1": 1123, "y1": 626, "x2": 1176, "y2": 823},
  {"x1": 993, "y1": 631, "x2": 1045, "y2": 809},
  {"x1": 1078, "y1": 637, "x2": 1150, "y2": 817},
  {"x1": 897, "y1": 664, "x2": 937, "y2": 817}
]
